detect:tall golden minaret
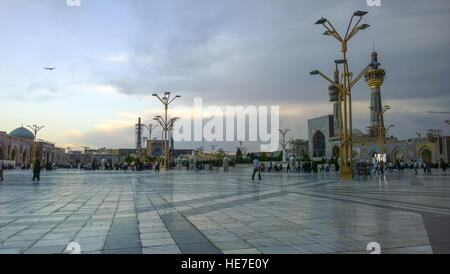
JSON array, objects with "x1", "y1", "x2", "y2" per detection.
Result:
[{"x1": 365, "y1": 51, "x2": 385, "y2": 135}]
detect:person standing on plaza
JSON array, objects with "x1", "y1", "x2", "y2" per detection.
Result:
[
  {"x1": 380, "y1": 161, "x2": 385, "y2": 175},
  {"x1": 252, "y1": 156, "x2": 261, "y2": 180},
  {"x1": 0, "y1": 160, "x2": 4, "y2": 181},
  {"x1": 32, "y1": 159, "x2": 41, "y2": 181},
  {"x1": 223, "y1": 156, "x2": 229, "y2": 172},
  {"x1": 155, "y1": 161, "x2": 160, "y2": 172}
]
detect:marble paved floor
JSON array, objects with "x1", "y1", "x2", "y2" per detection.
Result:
[{"x1": 0, "y1": 168, "x2": 449, "y2": 254}]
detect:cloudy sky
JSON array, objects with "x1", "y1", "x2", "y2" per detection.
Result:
[{"x1": 0, "y1": 0, "x2": 449, "y2": 152}]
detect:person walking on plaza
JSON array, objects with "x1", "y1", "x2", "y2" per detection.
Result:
[
  {"x1": 252, "y1": 156, "x2": 261, "y2": 181},
  {"x1": 32, "y1": 159, "x2": 41, "y2": 181},
  {"x1": 155, "y1": 161, "x2": 160, "y2": 172},
  {"x1": 414, "y1": 161, "x2": 419, "y2": 175},
  {"x1": 0, "y1": 160, "x2": 4, "y2": 181},
  {"x1": 373, "y1": 162, "x2": 379, "y2": 175}
]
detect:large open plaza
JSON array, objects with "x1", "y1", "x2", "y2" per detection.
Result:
[{"x1": 0, "y1": 169, "x2": 449, "y2": 254}]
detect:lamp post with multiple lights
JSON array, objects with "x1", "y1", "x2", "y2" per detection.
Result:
[
  {"x1": 152, "y1": 92, "x2": 181, "y2": 170},
  {"x1": 27, "y1": 124, "x2": 44, "y2": 164},
  {"x1": 279, "y1": 128, "x2": 291, "y2": 163},
  {"x1": 310, "y1": 11, "x2": 373, "y2": 178},
  {"x1": 142, "y1": 123, "x2": 158, "y2": 157}
]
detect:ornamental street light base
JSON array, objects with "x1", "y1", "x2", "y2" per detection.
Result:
[{"x1": 340, "y1": 166, "x2": 353, "y2": 178}]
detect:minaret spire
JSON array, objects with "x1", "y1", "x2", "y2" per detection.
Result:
[{"x1": 365, "y1": 50, "x2": 386, "y2": 135}]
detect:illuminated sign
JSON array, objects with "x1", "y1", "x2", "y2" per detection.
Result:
[{"x1": 375, "y1": 154, "x2": 386, "y2": 163}]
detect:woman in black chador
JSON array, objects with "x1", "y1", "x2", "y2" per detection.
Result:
[{"x1": 32, "y1": 159, "x2": 41, "y2": 181}]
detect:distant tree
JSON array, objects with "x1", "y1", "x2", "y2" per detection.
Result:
[
  {"x1": 246, "y1": 152, "x2": 255, "y2": 161},
  {"x1": 142, "y1": 156, "x2": 150, "y2": 162},
  {"x1": 260, "y1": 152, "x2": 268, "y2": 161},
  {"x1": 277, "y1": 151, "x2": 283, "y2": 161},
  {"x1": 302, "y1": 153, "x2": 310, "y2": 162},
  {"x1": 214, "y1": 148, "x2": 226, "y2": 160},
  {"x1": 236, "y1": 148, "x2": 243, "y2": 161},
  {"x1": 124, "y1": 154, "x2": 135, "y2": 164}
]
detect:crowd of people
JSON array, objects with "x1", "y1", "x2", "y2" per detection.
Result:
[
  {"x1": 372, "y1": 160, "x2": 447, "y2": 176},
  {"x1": 251, "y1": 156, "x2": 331, "y2": 180},
  {"x1": 0, "y1": 156, "x2": 447, "y2": 183}
]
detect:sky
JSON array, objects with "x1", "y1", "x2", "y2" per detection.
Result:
[{"x1": 0, "y1": 0, "x2": 449, "y2": 152}]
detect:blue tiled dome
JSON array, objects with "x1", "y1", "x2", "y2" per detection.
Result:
[{"x1": 9, "y1": 127, "x2": 35, "y2": 140}]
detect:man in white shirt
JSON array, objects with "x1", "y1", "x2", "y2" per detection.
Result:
[{"x1": 252, "y1": 157, "x2": 261, "y2": 180}]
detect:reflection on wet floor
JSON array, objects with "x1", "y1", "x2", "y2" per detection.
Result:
[{"x1": 0, "y1": 169, "x2": 449, "y2": 254}]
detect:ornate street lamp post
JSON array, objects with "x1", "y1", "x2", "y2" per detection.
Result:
[
  {"x1": 152, "y1": 92, "x2": 180, "y2": 170},
  {"x1": 27, "y1": 124, "x2": 44, "y2": 165},
  {"x1": 143, "y1": 123, "x2": 158, "y2": 157},
  {"x1": 279, "y1": 129, "x2": 291, "y2": 163},
  {"x1": 310, "y1": 11, "x2": 373, "y2": 178}
]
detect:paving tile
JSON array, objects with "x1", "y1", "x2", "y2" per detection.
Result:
[
  {"x1": 142, "y1": 245, "x2": 181, "y2": 254},
  {"x1": 102, "y1": 248, "x2": 141, "y2": 254},
  {"x1": 24, "y1": 245, "x2": 66, "y2": 254},
  {"x1": 178, "y1": 243, "x2": 222, "y2": 254},
  {"x1": 141, "y1": 237, "x2": 176, "y2": 247}
]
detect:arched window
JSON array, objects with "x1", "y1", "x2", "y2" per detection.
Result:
[
  {"x1": 11, "y1": 147, "x2": 16, "y2": 161},
  {"x1": 313, "y1": 131, "x2": 326, "y2": 157},
  {"x1": 421, "y1": 149, "x2": 432, "y2": 163},
  {"x1": 332, "y1": 146, "x2": 339, "y2": 158},
  {"x1": 152, "y1": 148, "x2": 163, "y2": 157},
  {"x1": 393, "y1": 150, "x2": 404, "y2": 162}
]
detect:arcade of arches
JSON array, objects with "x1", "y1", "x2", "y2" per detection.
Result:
[{"x1": 0, "y1": 129, "x2": 68, "y2": 167}]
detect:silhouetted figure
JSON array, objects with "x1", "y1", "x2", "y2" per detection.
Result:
[
  {"x1": 0, "y1": 160, "x2": 4, "y2": 181},
  {"x1": 32, "y1": 159, "x2": 41, "y2": 181},
  {"x1": 252, "y1": 157, "x2": 261, "y2": 180}
]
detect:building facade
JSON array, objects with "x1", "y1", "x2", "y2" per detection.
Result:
[
  {"x1": 307, "y1": 51, "x2": 449, "y2": 164},
  {"x1": 0, "y1": 127, "x2": 69, "y2": 167}
]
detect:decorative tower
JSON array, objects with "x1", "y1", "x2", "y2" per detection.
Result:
[
  {"x1": 328, "y1": 67, "x2": 340, "y2": 136},
  {"x1": 135, "y1": 117, "x2": 143, "y2": 150},
  {"x1": 365, "y1": 51, "x2": 385, "y2": 135}
]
